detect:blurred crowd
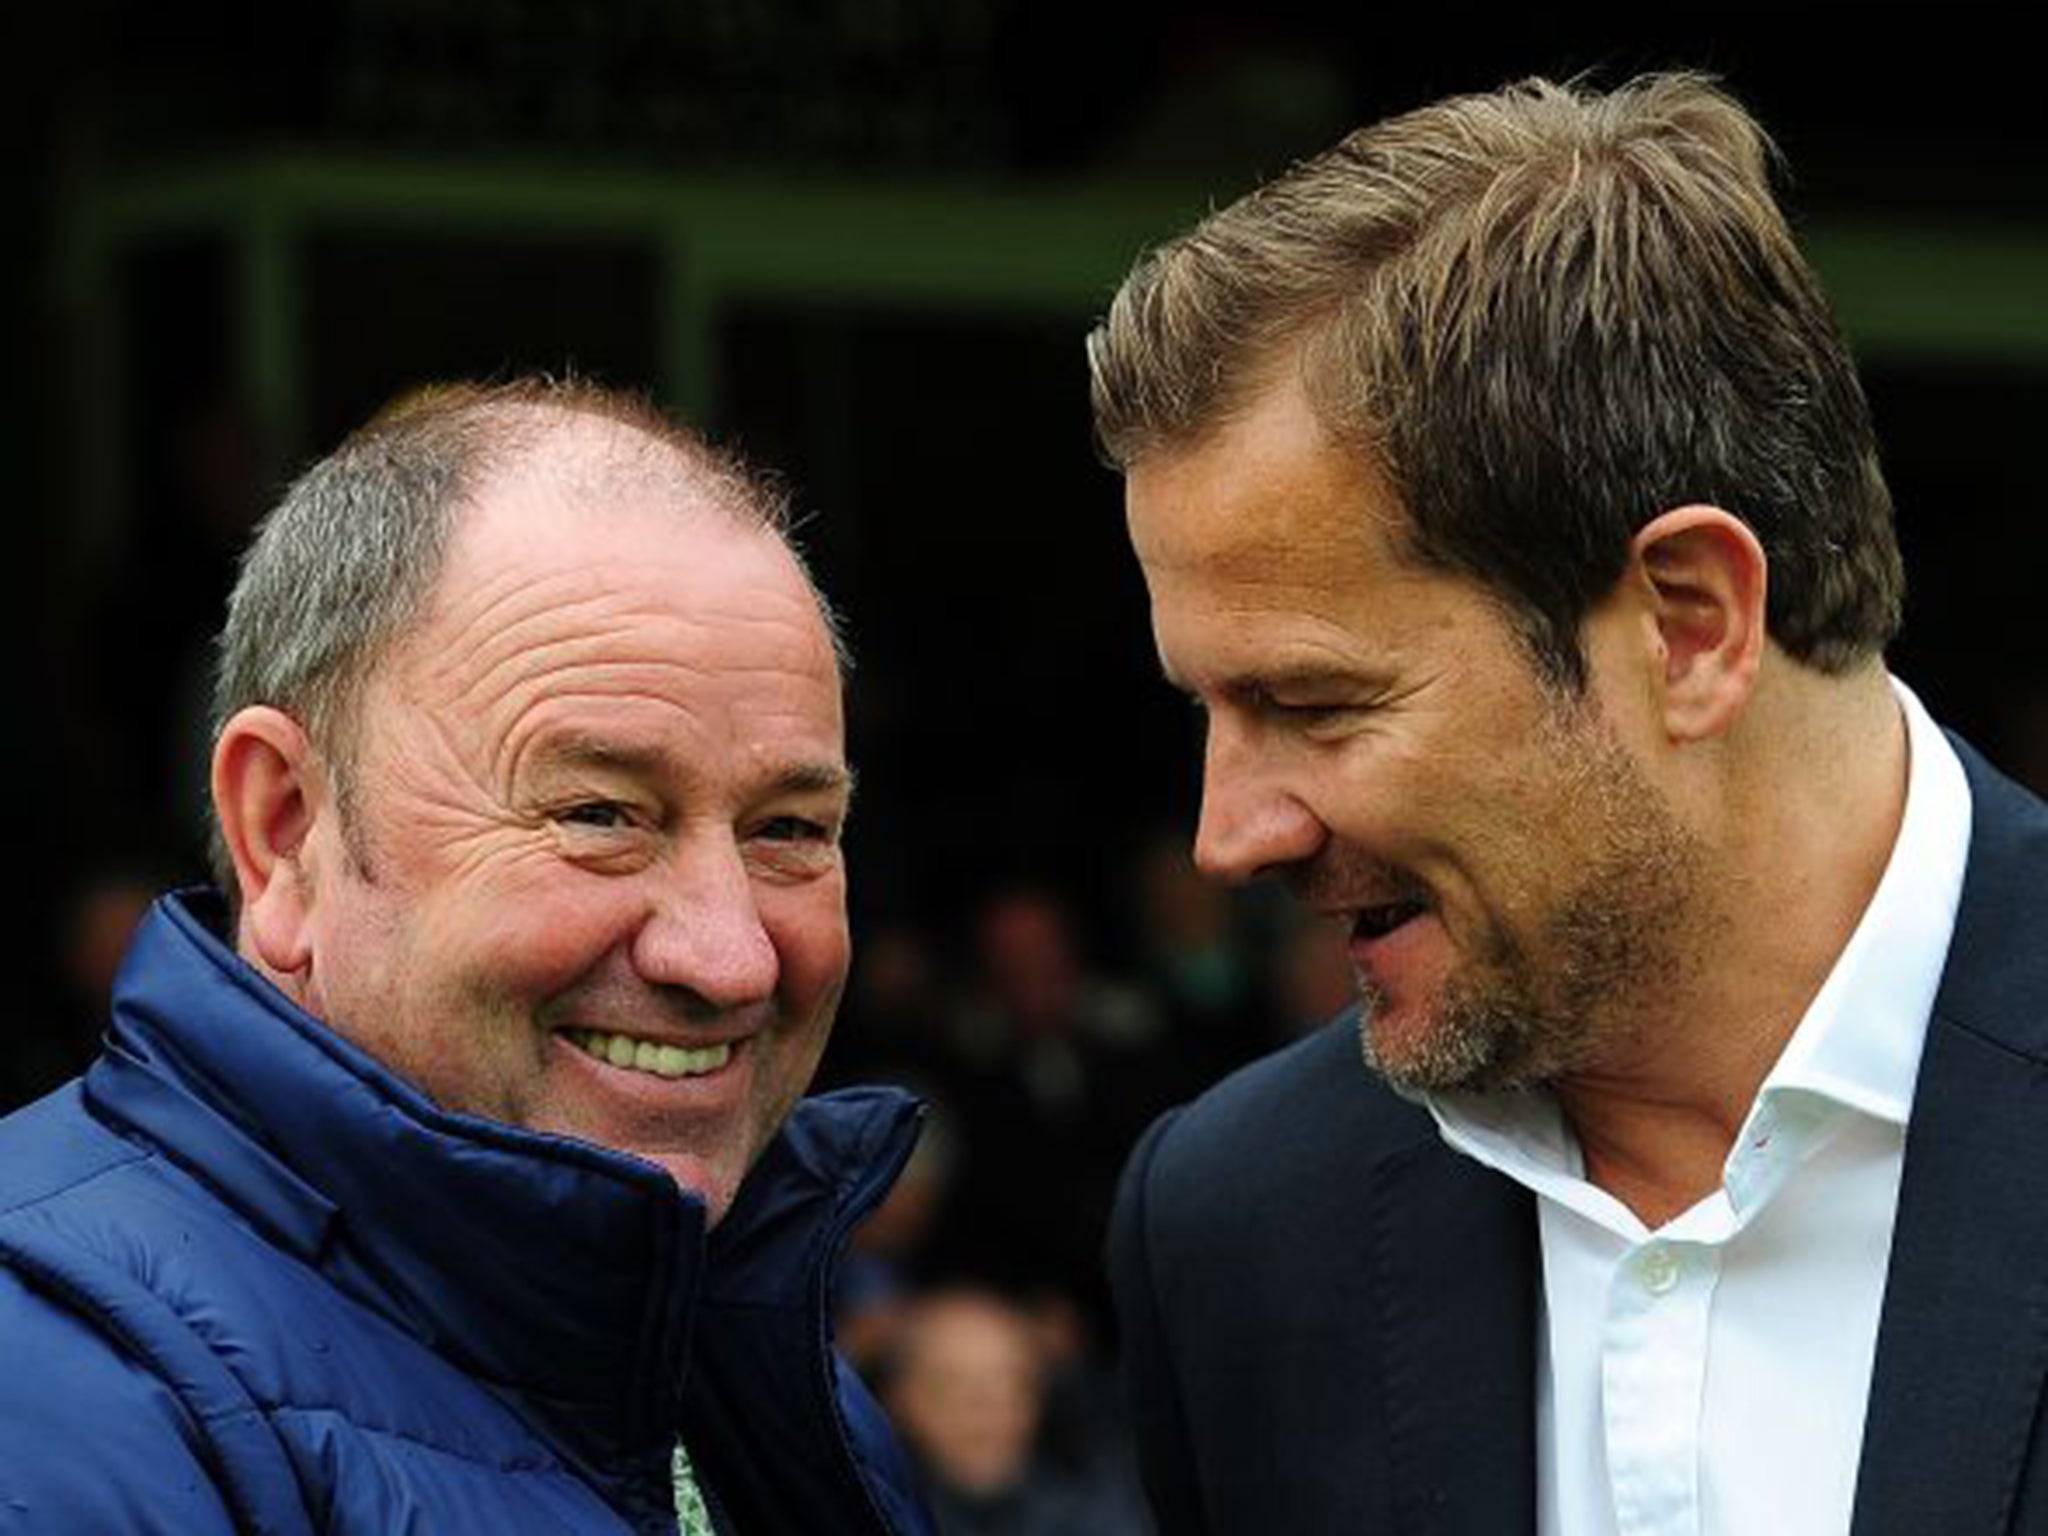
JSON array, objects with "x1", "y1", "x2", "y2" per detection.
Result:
[{"x1": 816, "y1": 863, "x2": 1357, "y2": 1530}]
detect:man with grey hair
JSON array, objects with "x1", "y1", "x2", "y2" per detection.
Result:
[
  {"x1": 0, "y1": 380, "x2": 935, "y2": 1534},
  {"x1": 1094, "y1": 74, "x2": 2048, "y2": 1533}
]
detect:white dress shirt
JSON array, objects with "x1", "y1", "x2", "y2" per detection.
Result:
[{"x1": 1425, "y1": 679, "x2": 1972, "y2": 1536}]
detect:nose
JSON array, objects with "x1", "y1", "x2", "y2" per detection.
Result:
[
  {"x1": 631, "y1": 838, "x2": 780, "y2": 1009},
  {"x1": 1192, "y1": 716, "x2": 1327, "y2": 884}
]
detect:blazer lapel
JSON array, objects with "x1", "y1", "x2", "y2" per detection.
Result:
[
  {"x1": 1370, "y1": 1138, "x2": 1540, "y2": 1534},
  {"x1": 1852, "y1": 741, "x2": 2048, "y2": 1536}
]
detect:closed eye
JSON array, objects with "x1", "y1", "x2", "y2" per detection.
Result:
[
  {"x1": 1272, "y1": 700, "x2": 1349, "y2": 726},
  {"x1": 1242, "y1": 684, "x2": 1351, "y2": 725}
]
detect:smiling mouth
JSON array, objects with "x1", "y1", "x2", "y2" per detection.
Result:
[{"x1": 567, "y1": 1029, "x2": 734, "y2": 1080}]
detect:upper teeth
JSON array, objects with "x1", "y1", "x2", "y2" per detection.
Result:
[{"x1": 570, "y1": 1030, "x2": 732, "y2": 1079}]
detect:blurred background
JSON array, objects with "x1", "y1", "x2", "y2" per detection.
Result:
[{"x1": 10, "y1": 5, "x2": 2045, "y2": 1528}]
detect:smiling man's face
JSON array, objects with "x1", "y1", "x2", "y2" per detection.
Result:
[
  {"x1": 285, "y1": 432, "x2": 851, "y2": 1223},
  {"x1": 1125, "y1": 374, "x2": 1703, "y2": 1093}
]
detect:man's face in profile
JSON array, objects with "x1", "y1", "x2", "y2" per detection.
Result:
[{"x1": 288, "y1": 450, "x2": 853, "y2": 1223}]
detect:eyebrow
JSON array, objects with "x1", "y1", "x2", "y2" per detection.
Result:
[
  {"x1": 1161, "y1": 663, "x2": 1380, "y2": 704},
  {"x1": 772, "y1": 760, "x2": 859, "y2": 801},
  {"x1": 1236, "y1": 665, "x2": 1378, "y2": 696},
  {"x1": 527, "y1": 732, "x2": 856, "y2": 800}
]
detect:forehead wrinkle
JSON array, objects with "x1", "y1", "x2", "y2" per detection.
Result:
[
  {"x1": 417, "y1": 492, "x2": 811, "y2": 680},
  {"x1": 470, "y1": 629, "x2": 837, "y2": 729},
  {"x1": 423, "y1": 583, "x2": 834, "y2": 716},
  {"x1": 491, "y1": 678, "x2": 845, "y2": 799},
  {"x1": 493, "y1": 692, "x2": 698, "y2": 803},
  {"x1": 418, "y1": 565, "x2": 710, "y2": 695},
  {"x1": 449, "y1": 632, "x2": 715, "y2": 718},
  {"x1": 424, "y1": 561, "x2": 633, "y2": 673}
]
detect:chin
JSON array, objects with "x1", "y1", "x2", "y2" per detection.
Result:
[
  {"x1": 644, "y1": 1150, "x2": 741, "y2": 1226},
  {"x1": 1357, "y1": 987, "x2": 1514, "y2": 1096}
]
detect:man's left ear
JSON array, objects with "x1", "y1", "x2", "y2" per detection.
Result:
[{"x1": 1629, "y1": 505, "x2": 1767, "y2": 743}]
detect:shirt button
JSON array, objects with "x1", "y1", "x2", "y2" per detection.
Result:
[{"x1": 1638, "y1": 1247, "x2": 1680, "y2": 1295}]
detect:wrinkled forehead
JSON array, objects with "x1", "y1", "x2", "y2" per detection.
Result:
[{"x1": 365, "y1": 444, "x2": 842, "y2": 744}]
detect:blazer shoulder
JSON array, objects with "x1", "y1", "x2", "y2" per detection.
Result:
[
  {"x1": 1937, "y1": 733, "x2": 2048, "y2": 1058},
  {"x1": 1127, "y1": 1015, "x2": 1437, "y2": 1222}
]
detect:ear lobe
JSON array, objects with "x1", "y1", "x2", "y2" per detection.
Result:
[
  {"x1": 1631, "y1": 505, "x2": 1767, "y2": 743},
  {"x1": 211, "y1": 706, "x2": 324, "y2": 979}
]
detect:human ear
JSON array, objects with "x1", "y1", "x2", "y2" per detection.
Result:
[
  {"x1": 1629, "y1": 505, "x2": 1767, "y2": 743},
  {"x1": 211, "y1": 706, "x2": 324, "y2": 979}
]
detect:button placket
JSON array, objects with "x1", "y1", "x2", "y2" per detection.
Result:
[{"x1": 1603, "y1": 1242, "x2": 1717, "y2": 1536}]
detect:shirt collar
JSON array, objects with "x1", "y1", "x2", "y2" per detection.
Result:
[{"x1": 1750, "y1": 677, "x2": 1969, "y2": 1130}]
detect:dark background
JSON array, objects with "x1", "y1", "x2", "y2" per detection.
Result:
[{"x1": 11, "y1": 2, "x2": 2047, "y2": 1080}]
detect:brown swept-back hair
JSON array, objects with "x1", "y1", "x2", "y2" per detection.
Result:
[{"x1": 1088, "y1": 73, "x2": 1903, "y2": 690}]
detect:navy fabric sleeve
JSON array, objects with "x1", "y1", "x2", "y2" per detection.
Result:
[{"x1": 0, "y1": 1267, "x2": 241, "y2": 1534}]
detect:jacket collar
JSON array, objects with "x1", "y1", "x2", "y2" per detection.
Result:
[
  {"x1": 1370, "y1": 1130, "x2": 1540, "y2": 1532},
  {"x1": 85, "y1": 891, "x2": 923, "y2": 1493}
]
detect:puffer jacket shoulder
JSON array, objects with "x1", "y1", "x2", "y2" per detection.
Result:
[
  {"x1": 0, "y1": 1086, "x2": 673, "y2": 1534},
  {"x1": 0, "y1": 895, "x2": 932, "y2": 1535}
]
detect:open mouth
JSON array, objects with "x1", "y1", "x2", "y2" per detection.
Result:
[
  {"x1": 566, "y1": 1029, "x2": 734, "y2": 1081},
  {"x1": 1352, "y1": 899, "x2": 1429, "y2": 941}
]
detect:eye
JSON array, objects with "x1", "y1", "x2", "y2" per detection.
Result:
[
  {"x1": 1248, "y1": 684, "x2": 1336, "y2": 723},
  {"x1": 1275, "y1": 701, "x2": 1348, "y2": 726},
  {"x1": 754, "y1": 814, "x2": 836, "y2": 844},
  {"x1": 557, "y1": 800, "x2": 633, "y2": 831},
  {"x1": 1257, "y1": 692, "x2": 1373, "y2": 741}
]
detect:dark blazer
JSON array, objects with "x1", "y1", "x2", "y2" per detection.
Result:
[{"x1": 1108, "y1": 738, "x2": 2048, "y2": 1533}]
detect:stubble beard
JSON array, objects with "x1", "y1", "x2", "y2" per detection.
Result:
[{"x1": 1356, "y1": 712, "x2": 1707, "y2": 1097}]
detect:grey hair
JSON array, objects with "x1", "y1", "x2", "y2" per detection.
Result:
[{"x1": 208, "y1": 377, "x2": 843, "y2": 898}]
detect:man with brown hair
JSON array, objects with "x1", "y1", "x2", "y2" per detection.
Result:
[
  {"x1": 1094, "y1": 75, "x2": 2048, "y2": 1533},
  {"x1": 0, "y1": 380, "x2": 934, "y2": 1533}
]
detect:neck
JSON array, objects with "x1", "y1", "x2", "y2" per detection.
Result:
[{"x1": 1557, "y1": 663, "x2": 1908, "y2": 1226}]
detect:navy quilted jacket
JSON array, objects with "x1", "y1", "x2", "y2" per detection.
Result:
[{"x1": 0, "y1": 893, "x2": 935, "y2": 1534}]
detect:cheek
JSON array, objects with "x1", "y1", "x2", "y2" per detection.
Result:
[
  {"x1": 1319, "y1": 748, "x2": 1439, "y2": 852},
  {"x1": 304, "y1": 892, "x2": 403, "y2": 1037},
  {"x1": 763, "y1": 878, "x2": 850, "y2": 1010},
  {"x1": 426, "y1": 866, "x2": 645, "y2": 1000}
]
